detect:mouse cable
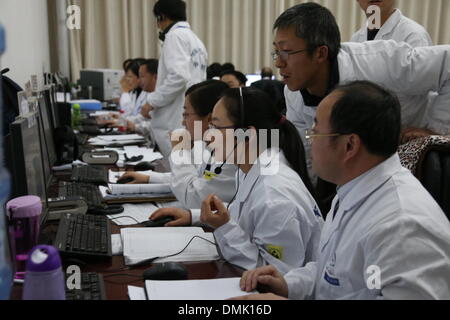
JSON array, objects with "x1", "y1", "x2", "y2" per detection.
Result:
[
  {"x1": 126, "y1": 235, "x2": 217, "y2": 269},
  {"x1": 108, "y1": 216, "x2": 141, "y2": 225}
]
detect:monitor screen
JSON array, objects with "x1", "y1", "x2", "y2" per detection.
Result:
[
  {"x1": 38, "y1": 95, "x2": 57, "y2": 168},
  {"x1": 10, "y1": 113, "x2": 48, "y2": 203},
  {"x1": 246, "y1": 74, "x2": 262, "y2": 87}
]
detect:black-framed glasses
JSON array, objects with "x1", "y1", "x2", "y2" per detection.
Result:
[
  {"x1": 182, "y1": 112, "x2": 198, "y2": 119},
  {"x1": 271, "y1": 49, "x2": 307, "y2": 61}
]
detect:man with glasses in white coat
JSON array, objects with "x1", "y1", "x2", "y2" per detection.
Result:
[{"x1": 234, "y1": 81, "x2": 450, "y2": 300}]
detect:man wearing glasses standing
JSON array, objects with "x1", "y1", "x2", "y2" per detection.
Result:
[{"x1": 272, "y1": 3, "x2": 450, "y2": 213}]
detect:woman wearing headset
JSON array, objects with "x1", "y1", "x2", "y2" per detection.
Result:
[
  {"x1": 151, "y1": 88, "x2": 324, "y2": 273},
  {"x1": 119, "y1": 80, "x2": 237, "y2": 210}
]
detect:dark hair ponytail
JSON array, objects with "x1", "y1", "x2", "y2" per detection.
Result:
[{"x1": 220, "y1": 88, "x2": 317, "y2": 201}]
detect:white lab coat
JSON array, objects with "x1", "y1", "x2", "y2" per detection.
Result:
[
  {"x1": 284, "y1": 154, "x2": 450, "y2": 300},
  {"x1": 169, "y1": 141, "x2": 237, "y2": 210},
  {"x1": 146, "y1": 22, "x2": 208, "y2": 157},
  {"x1": 213, "y1": 148, "x2": 324, "y2": 274},
  {"x1": 286, "y1": 41, "x2": 450, "y2": 147},
  {"x1": 351, "y1": 9, "x2": 433, "y2": 47},
  {"x1": 120, "y1": 90, "x2": 148, "y2": 118}
]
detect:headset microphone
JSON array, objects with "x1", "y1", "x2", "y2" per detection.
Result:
[{"x1": 214, "y1": 143, "x2": 238, "y2": 175}]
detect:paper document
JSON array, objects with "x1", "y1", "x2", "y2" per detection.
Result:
[
  {"x1": 128, "y1": 286, "x2": 147, "y2": 301},
  {"x1": 145, "y1": 278, "x2": 256, "y2": 300},
  {"x1": 108, "y1": 203, "x2": 159, "y2": 226},
  {"x1": 121, "y1": 227, "x2": 219, "y2": 265},
  {"x1": 108, "y1": 184, "x2": 171, "y2": 195}
]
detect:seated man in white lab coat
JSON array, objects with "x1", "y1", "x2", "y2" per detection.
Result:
[
  {"x1": 234, "y1": 81, "x2": 450, "y2": 300},
  {"x1": 140, "y1": 0, "x2": 208, "y2": 157},
  {"x1": 351, "y1": 0, "x2": 432, "y2": 47}
]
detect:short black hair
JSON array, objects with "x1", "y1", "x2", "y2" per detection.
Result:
[
  {"x1": 153, "y1": 0, "x2": 187, "y2": 22},
  {"x1": 220, "y1": 70, "x2": 248, "y2": 86},
  {"x1": 207, "y1": 63, "x2": 222, "y2": 79},
  {"x1": 221, "y1": 63, "x2": 235, "y2": 72},
  {"x1": 140, "y1": 59, "x2": 159, "y2": 75},
  {"x1": 273, "y1": 3, "x2": 341, "y2": 62},
  {"x1": 125, "y1": 60, "x2": 143, "y2": 78},
  {"x1": 330, "y1": 81, "x2": 401, "y2": 158},
  {"x1": 185, "y1": 80, "x2": 229, "y2": 117},
  {"x1": 261, "y1": 68, "x2": 273, "y2": 79}
]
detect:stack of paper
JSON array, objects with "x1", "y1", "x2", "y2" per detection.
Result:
[
  {"x1": 121, "y1": 227, "x2": 219, "y2": 265},
  {"x1": 99, "y1": 184, "x2": 174, "y2": 203},
  {"x1": 138, "y1": 278, "x2": 255, "y2": 300},
  {"x1": 88, "y1": 134, "x2": 146, "y2": 146}
]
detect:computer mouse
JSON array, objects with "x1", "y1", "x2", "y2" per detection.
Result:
[
  {"x1": 142, "y1": 217, "x2": 174, "y2": 228},
  {"x1": 117, "y1": 177, "x2": 134, "y2": 184},
  {"x1": 134, "y1": 161, "x2": 156, "y2": 172},
  {"x1": 143, "y1": 263, "x2": 188, "y2": 281}
]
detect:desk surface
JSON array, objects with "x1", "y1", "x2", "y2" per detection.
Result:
[{"x1": 12, "y1": 223, "x2": 245, "y2": 300}]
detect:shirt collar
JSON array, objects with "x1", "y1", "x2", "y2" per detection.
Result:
[
  {"x1": 338, "y1": 153, "x2": 404, "y2": 212},
  {"x1": 237, "y1": 148, "x2": 285, "y2": 203},
  {"x1": 300, "y1": 56, "x2": 340, "y2": 107},
  {"x1": 365, "y1": 9, "x2": 402, "y2": 37}
]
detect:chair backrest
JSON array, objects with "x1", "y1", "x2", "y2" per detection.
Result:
[{"x1": 420, "y1": 150, "x2": 450, "y2": 220}]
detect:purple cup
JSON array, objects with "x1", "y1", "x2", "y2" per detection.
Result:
[
  {"x1": 6, "y1": 196, "x2": 42, "y2": 279},
  {"x1": 23, "y1": 245, "x2": 66, "y2": 300}
]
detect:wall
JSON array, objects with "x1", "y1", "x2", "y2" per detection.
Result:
[{"x1": 0, "y1": 0, "x2": 51, "y2": 88}]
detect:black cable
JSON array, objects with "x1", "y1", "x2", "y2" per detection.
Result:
[
  {"x1": 109, "y1": 216, "x2": 141, "y2": 225},
  {"x1": 103, "y1": 273, "x2": 142, "y2": 279}
]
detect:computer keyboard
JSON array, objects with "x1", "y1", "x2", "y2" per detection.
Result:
[
  {"x1": 65, "y1": 272, "x2": 107, "y2": 300},
  {"x1": 58, "y1": 181, "x2": 104, "y2": 209},
  {"x1": 71, "y1": 165, "x2": 108, "y2": 185},
  {"x1": 54, "y1": 213, "x2": 112, "y2": 260}
]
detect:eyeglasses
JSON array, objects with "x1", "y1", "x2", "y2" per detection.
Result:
[
  {"x1": 182, "y1": 112, "x2": 198, "y2": 119},
  {"x1": 305, "y1": 129, "x2": 341, "y2": 145},
  {"x1": 271, "y1": 49, "x2": 307, "y2": 62},
  {"x1": 208, "y1": 124, "x2": 236, "y2": 130}
]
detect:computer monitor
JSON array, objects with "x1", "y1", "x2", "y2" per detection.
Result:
[
  {"x1": 246, "y1": 74, "x2": 262, "y2": 87},
  {"x1": 9, "y1": 112, "x2": 48, "y2": 205},
  {"x1": 37, "y1": 95, "x2": 57, "y2": 168},
  {"x1": 43, "y1": 85, "x2": 59, "y2": 129}
]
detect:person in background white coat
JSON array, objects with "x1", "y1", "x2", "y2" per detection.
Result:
[
  {"x1": 351, "y1": 0, "x2": 432, "y2": 47},
  {"x1": 153, "y1": 88, "x2": 324, "y2": 274},
  {"x1": 236, "y1": 81, "x2": 450, "y2": 300},
  {"x1": 140, "y1": 0, "x2": 208, "y2": 157},
  {"x1": 119, "y1": 59, "x2": 148, "y2": 118},
  {"x1": 126, "y1": 59, "x2": 158, "y2": 137},
  {"x1": 119, "y1": 80, "x2": 237, "y2": 210}
]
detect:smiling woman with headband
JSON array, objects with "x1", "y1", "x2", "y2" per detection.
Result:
[{"x1": 151, "y1": 87, "x2": 324, "y2": 274}]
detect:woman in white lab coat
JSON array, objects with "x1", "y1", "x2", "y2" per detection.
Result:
[
  {"x1": 119, "y1": 59, "x2": 148, "y2": 117},
  {"x1": 151, "y1": 88, "x2": 324, "y2": 273},
  {"x1": 119, "y1": 80, "x2": 237, "y2": 209}
]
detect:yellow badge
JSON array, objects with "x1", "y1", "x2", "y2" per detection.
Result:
[
  {"x1": 203, "y1": 171, "x2": 218, "y2": 182},
  {"x1": 266, "y1": 245, "x2": 284, "y2": 260}
]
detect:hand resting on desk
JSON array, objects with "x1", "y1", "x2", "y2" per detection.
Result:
[{"x1": 118, "y1": 172, "x2": 150, "y2": 184}]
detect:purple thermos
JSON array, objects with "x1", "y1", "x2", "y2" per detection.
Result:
[
  {"x1": 23, "y1": 245, "x2": 66, "y2": 300},
  {"x1": 6, "y1": 196, "x2": 42, "y2": 279}
]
